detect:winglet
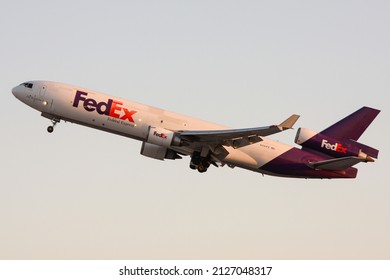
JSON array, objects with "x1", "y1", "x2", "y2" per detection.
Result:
[{"x1": 278, "y1": 114, "x2": 300, "y2": 130}]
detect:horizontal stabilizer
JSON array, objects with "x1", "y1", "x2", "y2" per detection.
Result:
[{"x1": 309, "y1": 156, "x2": 367, "y2": 171}]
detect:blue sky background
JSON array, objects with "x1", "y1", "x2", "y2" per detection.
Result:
[{"x1": 1, "y1": 0, "x2": 389, "y2": 259}]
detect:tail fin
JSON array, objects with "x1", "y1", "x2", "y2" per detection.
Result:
[
  {"x1": 320, "y1": 106, "x2": 380, "y2": 141},
  {"x1": 295, "y1": 106, "x2": 380, "y2": 160}
]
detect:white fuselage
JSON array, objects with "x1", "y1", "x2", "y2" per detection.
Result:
[{"x1": 12, "y1": 81, "x2": 293, "y2": 175}]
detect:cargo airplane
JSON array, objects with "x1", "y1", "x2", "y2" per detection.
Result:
[{"x1": 12, "y1": 81, "x2": 380, "y2": 178}]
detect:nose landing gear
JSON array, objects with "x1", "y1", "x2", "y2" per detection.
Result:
[{"x1": 47, "y1": 118, "x2": 60, "y2": 133}]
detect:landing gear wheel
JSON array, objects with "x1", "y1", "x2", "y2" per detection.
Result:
[
  {"x1": 47, "y1": 118, "x2": 60, "y2": 133},
  {"x1": 197, "y1": 164, "x2": 208, "y2": 173},
  {"x1": 189, "y1": 163, "x2": 197, "y2": 170},
  {"x1": 190, "y1": 151, "x2": 213, "y2": 173}
]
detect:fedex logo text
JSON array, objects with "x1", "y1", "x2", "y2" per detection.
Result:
[
  {"x1": 153, "y1": 131, "x2": 168, "y2": 139},
  {"x1": 72, "y1": 91, "x2": 136, "y2": 122},
  {"x1": 321, "y1": 139, "x2": 347, "y2": 154}
]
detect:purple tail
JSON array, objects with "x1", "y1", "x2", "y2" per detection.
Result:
[
  {"x1": 320, "y1": 106, "x2": 380, "y2": 158},
  {"x1": 321, "y1": 106, "x2": 380, "y2": 141}
]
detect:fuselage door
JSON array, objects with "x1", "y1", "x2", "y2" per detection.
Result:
[
  {"x1": 40, "y1": 84, "x2": 55, "y2": 113},
  {"x1": 39, "y1": 84, "x2": 46, "y2": 98}
]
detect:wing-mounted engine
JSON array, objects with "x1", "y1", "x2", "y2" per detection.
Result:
[
  {"x1": 295, "y1": 127, "x2": 378, "y2": 161},
  {"x1": 140, "y1": 142, "x2": 182, "y2": 160},
  {"x1": 140, "y1": 126, "x2": 182, "y2": 160},
  {"x1": 146, "y1": 126, "x2": 181, "y2": 147}
]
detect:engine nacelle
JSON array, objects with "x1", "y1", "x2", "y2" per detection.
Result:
[
  {"x1": 295, "y1": 127, "x2": 377, "y2": 160},
  {"x1": 146, "y1": 126, "x2": 181, "y2": 147},
  {"x1": 140, "y1": 127, "x2": 182, "y2": 160},
  {"x1": 140, "y1": 142, "x2": 181, "y2": 160}
]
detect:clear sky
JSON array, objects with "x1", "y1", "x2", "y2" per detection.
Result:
[{"x1": 1, "y1": 0, "x2": 389, "y2": 259}]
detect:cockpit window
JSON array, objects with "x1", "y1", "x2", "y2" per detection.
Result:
[{"x1": 21, "y1": 82, "x2": 33, "y2": 89}]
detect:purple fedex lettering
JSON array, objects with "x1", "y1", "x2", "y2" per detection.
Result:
[
  {"x1": 153, "y1": 130, "x2": 168, "y2": 139},
  {"x1": 72, "y1": 90, "x2": 136, "y2": 122}
]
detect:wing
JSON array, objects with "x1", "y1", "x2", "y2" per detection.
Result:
[{"x1": 177, "y1": 114, "x2": 300, "y2": 149}]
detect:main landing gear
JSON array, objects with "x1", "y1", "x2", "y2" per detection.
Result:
[
  {"x1": 190, "y1": 151, "x2": 212, "y2": 173},
  {"x1": 47, "y1": 118, "x2": 60, "y2": 133}
]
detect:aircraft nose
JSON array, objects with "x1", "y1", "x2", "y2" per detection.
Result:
[
  {"x1": 12, "y1": 83, "x2": 30, "y2": 100},
  {"x1": 12, "y1": 85, "x2": 22, "y2": 99}
]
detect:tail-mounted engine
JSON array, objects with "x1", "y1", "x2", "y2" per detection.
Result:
[
  {"x1": 295, "y1": 128, "x2": 378, "y2": 161},
  {"x1": 140, "y1": 126, "x2": 182, "y2": 160}
]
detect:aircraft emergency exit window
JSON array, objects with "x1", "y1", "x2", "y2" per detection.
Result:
[{"x1": 22, "y1": 82, "x2": 33, "y2": 88}]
